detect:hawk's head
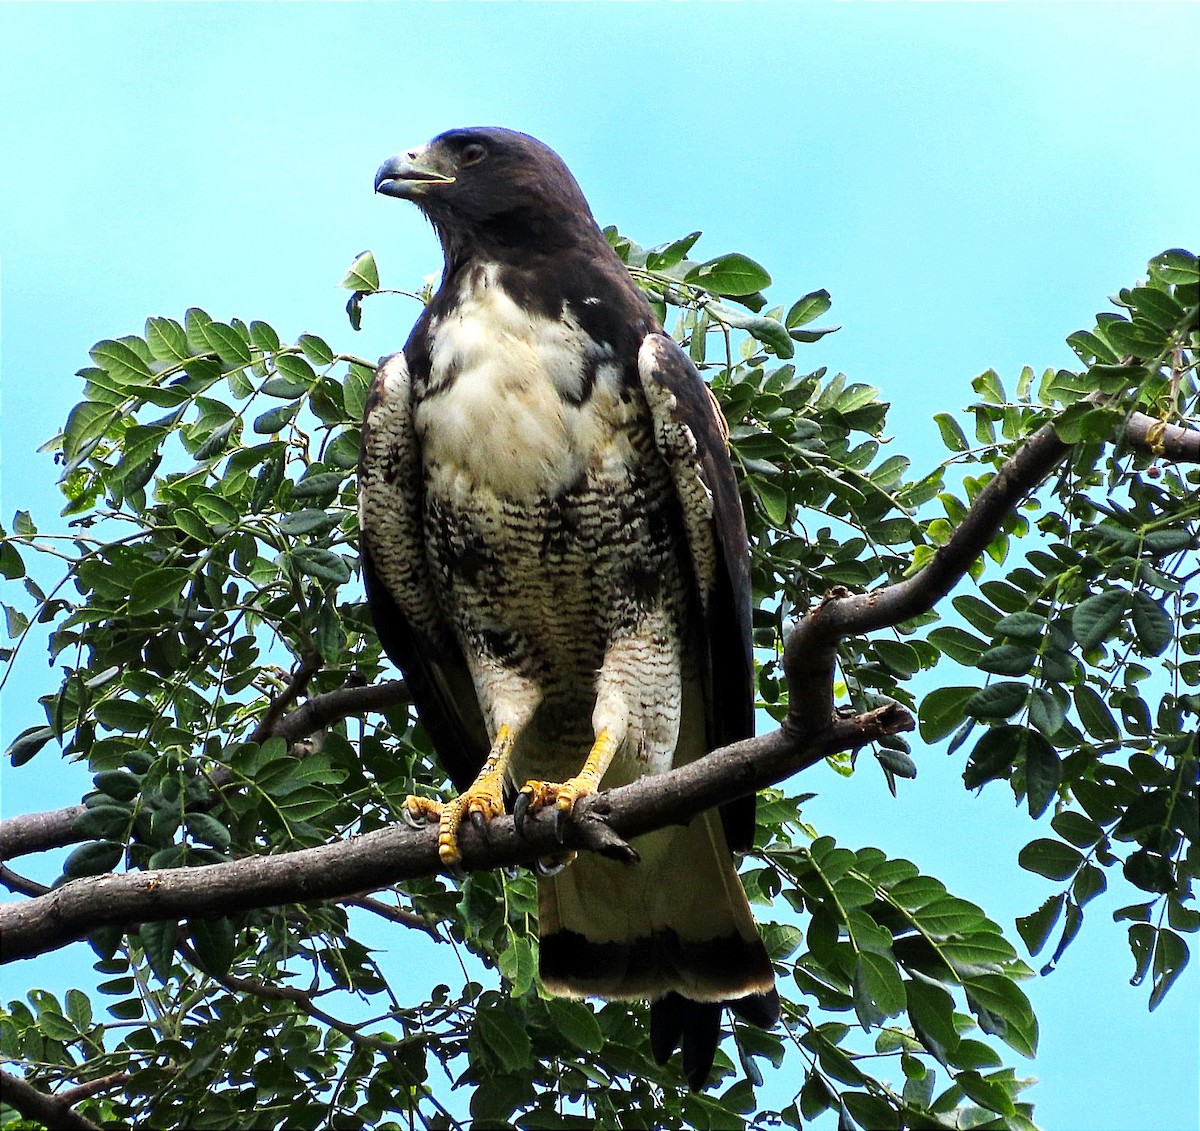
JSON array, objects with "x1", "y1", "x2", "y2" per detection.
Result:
[{"x1": 375, "y1": 127, "x2": 597, "y2": 258}]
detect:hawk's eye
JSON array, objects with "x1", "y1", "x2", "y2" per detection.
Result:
[{"x1": 460, "y1": 143, "x2": 487, "y2": 167}]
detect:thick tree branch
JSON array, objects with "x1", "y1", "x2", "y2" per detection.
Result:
[
  {"x1": 784, "y1": 417, "x2": 1072, "y2": 721},
  {"x1": 0, "y1": 680, "x2": 410, "y2": 863},
  {"x1": 0, "y1": 807, "x2": 87, "y2": 862},
  {"x1": 0, "y1": 704, "x2": 905, "y2": 964},
  {"x1": 57, "y1": 1073, "x2": 132, "y2": 1107},
  {"x1": 0, "y1": 1069, "x2": 103, "y2": 1131},
  {"x1": 1125, "y1": 410, "x2": 1200, "y2": 462}
]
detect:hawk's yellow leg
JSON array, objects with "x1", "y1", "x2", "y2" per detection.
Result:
[
  {"x1": 517, "y1": 726, "x2": 621, "y2": 825},
  {"x1": 404, "y1": 724, "x2": 515, "y2": 865}
]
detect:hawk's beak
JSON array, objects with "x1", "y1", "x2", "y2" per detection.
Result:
[{"x1": 375, "y1": 147, "x2": 456, "y2": 198}]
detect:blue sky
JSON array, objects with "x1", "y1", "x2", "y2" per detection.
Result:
[{"x1": 1, "y1": 4, "x2": 1197, "y2": 1129}]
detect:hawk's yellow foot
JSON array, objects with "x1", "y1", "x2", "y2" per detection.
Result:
[
  {"x1": 514, "y1": 727, "x2": 620, "y2": 841},
  {"x1": 407, "y1": 724, "x2": 516, "y2": 865}
]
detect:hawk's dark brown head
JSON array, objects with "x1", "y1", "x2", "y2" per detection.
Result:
[{"x1": 375, "y1": 127, "x2": 597, "y2": 260}]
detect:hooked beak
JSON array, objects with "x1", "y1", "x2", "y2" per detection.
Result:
[{"x1": 374, "y1": 146, "x2": 456, "y2": 198}]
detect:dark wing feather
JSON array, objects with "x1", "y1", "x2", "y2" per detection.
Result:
[
  {"x1": 638, "y1": 332, "x2": 756, "y2": 852},
  {"x1": 358, "y1": 353, "x2": 488, "y2": 793},
  {"x1": 361, "y1": 551, "x2": 487, "y2": 792}
]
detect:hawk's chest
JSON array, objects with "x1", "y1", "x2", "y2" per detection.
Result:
[{"x1": 413, "y1": 267, "x2": 633, "y2": 500}]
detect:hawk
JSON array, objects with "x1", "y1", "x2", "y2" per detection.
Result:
[{"x1": 358, "y1": 127, "x2": 778, "y2": 1089}]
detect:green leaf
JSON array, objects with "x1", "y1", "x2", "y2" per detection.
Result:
[
  {"x1": 496, "y1": 931, "x2": 536, "y2": 996},
  {"x1": 994, "y1": 611, "x2": 1047, "y2": 641},
  {"x1": 906, "y1": 978, "x2": 959, "y2": 1067},
  {"x1": 1130, "y1": 592, "x2": 1172, "y2": 656},
  {"x1": 918, "y1": 687, "x2": 976, "y2": 743},
  {"x1": 203, "y1": 322, "x2": 251, "y2": 365},
  {"x1": 0, "y1": 541, "x2": 25, "y2": 580},
  {"x1": 145, "y1": 317, "x2": 189, "y2": 363},
  {"x1": 261, "y1": 375, "x2": 309, "y2": 398},
  {"x1": 250, "y1": 320, "x2": 282, "y2": 352},
  {"x1": 965, "y1": 682, "x2": 1027, "y2": 722},
  {"x1": 253, "y1": 403, "x2": 300, "y2": 435},
  {"x1": 7, "y1": 724, "x2": 56, "y2": 767},
  {"x1": 1024, "y1": 733, "x2": 1061, "y2": 819},
  {"x1": 139, "y1": 920, "x2": 177, "y2": 982},
  {"x1": 341, "y1": 250, "x2": 380, "y2": 292},
  {"x1": 93, "y1": 698, "x2": 154, "y2": 733},
  {"x1": 129, "y1": 567, "x2": 191, "y2": 616},
  {"x1": 963, "y1": 975, "x2": 1038, "y2": 1058},
  {"x1": 1149, "y1": 929, "x2": 1190, "y2": 1010},
  {"x1": 1073, "y1": 685, "x2": 1119, "y2": 741},
  {"x1": 751, "y1": 478, "x2": 789, "y2": 526},
  {"x1": 927, "y1": 626, "x2": 988, "y2": 666},
  {"x1": 185, "y1": 811, "x2": 232, "y2": 852},
  {"x1": 193, "y1": 418, "x2": 237, "y2": 461},
  {"x1": 72, "y1": 805, "x2": 132, "y2": 840},
  {"x1": 1018, "y1": 838, "x2": 1083, "y2": 881},
  {"x1": 852, "y1": 952, "x2": 906, "y2": 1030},
  {"x1": 1072, "y1": 588, "x2": 1128, "y2": 650},
  {"x1": 1016, "y1": 894, "x2": 1065, "y2": 956},
  {"x1": 785, "y1": 289, "x2": 832, "y2": 329},
  {"x1": 292, "y1": 472, "x2": 346, "y2": 500},
  {"x1": 544, "y1": 998, "x2": 604, "y2": 1053},
  {"x1": 290, "y1": 547, "x2": 351, "y2": 585},
  {"x1": 276, "y1": 353, "x2": 317, "y2": 385},
  {"x1": 106, "y1": 997, "x2": 144, "y2": 1021},
  {"x1": 964, "y1": 726, "x2": 1025, "y2": 788},
  {"x1": 977, "y1": 644, "x2": 1038, "y2": 676},
  {"x1": 298, "y1": 333, "x2": 335, "y2": 366},
  {"x1": 91, "y1": 339, "x2": 153, "y2": 384},
  {"x1": 955, "y1": 1070, "x2": 1015, "y2": 1116},
  {"x1": 475, "y1": 1008, "x2": 533, "y2": 1073},
  {"x1": 1148, "y1": 248, "x2": 1199, "y2": 285},
  {"x1": 63, "y1": 840, "x2": 123, "y2": 877},
  {"x1": 63, "y1": 401, "x2": 119, "y2": 466},
  {"x1": 188, "y1": 917, "x2": 237, "y2": 978},
  {"x1": 685, "y1": 252, "x2": 772, "y2": 296},
  {"x1": 645, "y1": 231, "x2": 702, "y2": 270},
  {"x1": 91, "y1": 771, "x2": 140, "y2": 805},
  {"x1": 933, "y1": 413, "x2": 969, "y2": 453},
  {"x1": 279, "y1": 509, "x2": 342, "y2": 537}
]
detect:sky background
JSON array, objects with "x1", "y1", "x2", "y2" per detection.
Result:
[{"x1": 1, "y1": 4, "x2": 1197, "y2": 1129}]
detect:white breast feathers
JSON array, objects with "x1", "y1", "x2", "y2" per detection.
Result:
[{"x1": 414, "y1": 265, "x2": 630, "y2": 499}]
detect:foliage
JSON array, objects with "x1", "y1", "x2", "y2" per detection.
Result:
[{"x1": 1, "y1": 237, "x2": 1197, "y2": 1130}]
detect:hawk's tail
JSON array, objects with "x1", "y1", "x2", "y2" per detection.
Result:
[{"x1": 536, "y1": 808, "x2": 778, "y2": 1087}]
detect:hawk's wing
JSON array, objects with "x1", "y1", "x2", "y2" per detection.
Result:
[
  {"x1": 358, "y1": 352, "x2": 488, "y2": 791},
  {"x1": 637, "y1": 333, "x2": 756, "y2": 851}
]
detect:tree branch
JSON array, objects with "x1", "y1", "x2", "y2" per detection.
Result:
[
  {"x1": 347, "y1": 894, "x2": 446, "y2": 941},
  {"x1": 0, "y1": 1068, "x2": 103, "y2": 1131},
  {"x1": 0, "y1": 865, "x2": 50, "y2": 898},
  {"x1": 57, "y1": 1073, "x2": 132, "y2": 1107},
  {"x1": 0, "y1": 704, "x2": 905, "y2": 964},
  {"x1": 1125, "y1": 410, "x2": 1200, "y2": 462},
  {"x1": 0, "y1": 680, "x2": 410, "y2": 863},
  {"x1": 783, "y1": 416, "x2": 1072, "y2": 721}
]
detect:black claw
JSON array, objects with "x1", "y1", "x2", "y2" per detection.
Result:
[
  {"x1": 470, "y1": 809, "x2": 488, "y2": 838},
  {"x1": 554, "y1": 805, "x2": 569, "y2": 843},
  {"x1": 512, "y1": 792, "x2": 531, "y2": 836}
]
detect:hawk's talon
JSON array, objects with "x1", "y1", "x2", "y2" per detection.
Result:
[
  {"x1": 512, "y1": 791, "x2": 533, "y2": 836},
  {"x1": 402, "y1": 795, "x2": 443, "y2": 829}
]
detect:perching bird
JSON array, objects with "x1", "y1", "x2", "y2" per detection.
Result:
[{"x1": 358, "y1": 127, "x2": 778, "y2": 1089}]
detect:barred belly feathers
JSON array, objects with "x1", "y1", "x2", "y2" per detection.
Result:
[{"x1": 358, "y1": 127, "x2": 778, "y2": 1090}]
